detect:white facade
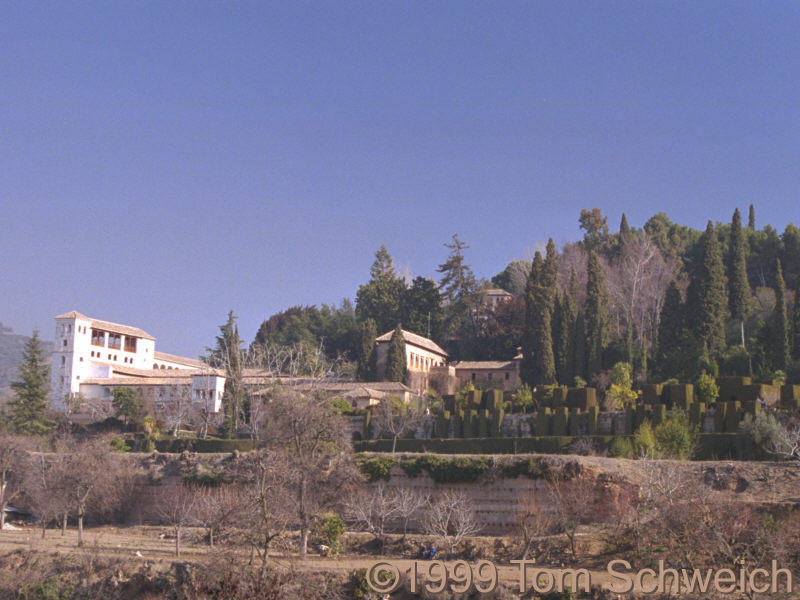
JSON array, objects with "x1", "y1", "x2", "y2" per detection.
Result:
[{"x1": 50, "y1": 311, "x2": 223, "y2": 415}]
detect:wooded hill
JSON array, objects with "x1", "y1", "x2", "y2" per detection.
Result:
[{"x1": 252, "y1": 206, "x2": 800, "y2": 386}]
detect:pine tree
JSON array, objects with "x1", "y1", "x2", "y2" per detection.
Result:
[
  {"x1": 9, "y1": 331, "x2": 53, "y2": 435},
  {"x1": 748, "y1": 204, "x2": 756, "y2": 230},
  {"x1": 385, "y1": 325, "x2": 407, "y2": 383},
  {"x1": 357, "y1": 319, "x2": 377, "y2": 381},
  {"x1": 728, "y1": 208, "x2": 750, "y2": 348},
  {"x1": 436, "y1": 234, "x2": 479, "y2": 342},
  {"x1": 356, "y1": 245, "x2": 406, "y2": 334},
  {"x1": 521, "y1": 252, "x2": 556, "y2": 385},
  {"x1": 687, "y1": 221, "x2": 728, "y2": 355},
  {"x1": 773, "y1": 259, "x2": 790, "y2": 371},
  {"x1": 584, "y1": 250, "x2": 609, "y2": 378}
]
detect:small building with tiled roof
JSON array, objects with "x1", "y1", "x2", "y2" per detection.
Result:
[{"x1": 374, "y1": 328, "x2": 448, "y2": 393}]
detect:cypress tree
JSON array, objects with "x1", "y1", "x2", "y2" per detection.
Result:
[
  {"x1": 584, "y1": 250, "x2": 609, "y2": 378},
  {"x1": 543, "y1": 239, "x2": 559, "y2": 308},
  {"x1": 793, "y1": 292, "x2": 800, "y2": 361},
  {"x1": 357, "y1": 318, "x2": 377, "y2": 381},
  {"x1": 9, "y1": 331, "x2": 53, "y2": 435},
  {"x1": 748, "y1": 204, "x2": 756, "y2": 230},
  {"x1": 774, "y1": 259, "x2": 790, "y2": 371},
  {"x1": 522, "y1": 252, "x2": 556, "y2": 385},
  {"x1": 553, "y1": 291, "x2": 577, "y2": 385},
  {"x1": 619, "y1": 213, "x2": 630, "y2": 237},
  {"x1": 728, "y1": 208, "x2": 750, "y2": 348},
  {"x1": 385, "y1": 325, "x2": 407, "y2": 383},
  {"x1": 657, "y1": 281, "x2": 685, "y2": 379},
  {"x1": 573, "y1": 311, "x2": 587, "y2": 382},
  {"x1": 687, "y1": 221, "x2": 727, "y2": 355}
]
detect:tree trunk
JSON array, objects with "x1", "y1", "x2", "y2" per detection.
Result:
[
  {"x1": 78, "y1": 513, "x2": 84, "y2": 546},
  {"x1": 175, "y1": 527, "x2": 181, "y2": 557},
  {"x1": 208, "y1": 528, "x2": 214, "y2": 547},
  {"x1": 300, "y1": 528, "x2": 309, "y2": 559},
  {"x1": 41, "y1": 520, "x2": 47, "y2": 539},
  {"x1": 740, "y1": 319, "x2": 746, "y2": 350},
  {"x1": 62, "y1": 512, "x2": 68, "y2": 535}
]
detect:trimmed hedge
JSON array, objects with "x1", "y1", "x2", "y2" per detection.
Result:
[
  {"x1": 354, "y1": 436, "x2": 615, "y2": 455},
  {"x1": 354, "y1": 433, "x2": 748, "y2": 460},
  {"x1": 154, "y1": 438, "x2": 261, "y2": 453}
]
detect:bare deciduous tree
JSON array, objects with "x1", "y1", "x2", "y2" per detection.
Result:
[
  {"x1": 257, "y1": 389, "x2": 361, "y2": 558},
  {"x1": 392, "y1": 487, "x2": 428, "y2": 538},
  {"x1": 515, "y1": 491, "x2": 554, "y2": 560},
  {"x1": 58, "y1": 436, "x2": 118, "y2": 546},
  {"x1": 194, "y1": 484, "x2": 245, "y2": 547},
  {"x1": 238, "y1": 450, "x2": 293, "y2": 569},
  {"x1": 0, "y1": 430, "x2": 31, "y2": 529},
  {"x1": 345, "y1": 482, "x2": 401, "y2": 554},
  {"x1": 156, "y1": 483, "x2": 199, "y2": 557},
  {"x1": 371, "y1": 396, "x2": 426, "y2": 453},
  {"x1": 423, "y1": 490, "x2": 483, "y2": 558}
]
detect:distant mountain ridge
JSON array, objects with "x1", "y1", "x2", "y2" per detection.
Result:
[{"x1": 0, "y1": 323, "x2": 53, "y2": 390}]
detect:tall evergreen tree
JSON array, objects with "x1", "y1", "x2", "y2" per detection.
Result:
[
  {"x1": 748, "y1": 204, "x2": 756, "y2": 230},
  {"x1": 436, "y1": 234, "x2": 480, "y2": 342},
  {"x1": 687, "y1": 221, "x2": 728, "y2": 355},
  {"x1": 206, "y1": 311, "x2": 244, "y2": 437},
  {"x1": 400, "y1": 276, "x2": 442, "y2": 341},
  {"x1": 773, "y1": 259, "x2": 790, "y2": 371},
  {"x1": 584, "y1": 250, "x2": 609, "y2": 378},
  {"x1": 385, "y1": 325, "x2": 407, "y2": 383},
  {"x1": 521, "y1": 252, "x2": 556, "y2": 385},
  {"x1": 9, "y1": 331, "x2": 53, "y2": 435},
  {"x1": 656, "y1": 281, "x2": 685, "y2": 378},
  {"x1": 553, "y1": 291, "x2": 576, "y2": 385},
  {"x1": 542, "y1": 239, "x2": 559, "y2": 307},
  {"x1": 573, "y1": 311, "x2": 587, "y2": 382},
  {"x1": 728, "y1": 208, "x2": 750, "y2": 348},
  {"x1": 619, "y1": 213, "x2": 630, "y2": 237},
  {"x1": 357, "y1": 318, "x2": 377, "y2": 381},
  {"x1": 793, "y1": 292, "x2": 800, "y2": 361},
  {"x1": 355, "y1": 245, "x2": 406, "y2": 334}
]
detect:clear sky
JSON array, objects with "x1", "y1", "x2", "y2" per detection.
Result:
[{"x1": 1, "y1": 1, "x2": 799, "y2": 358}]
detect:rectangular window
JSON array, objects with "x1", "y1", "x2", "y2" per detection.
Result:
[
  {"x1": 61, "y1": 356, "x2": 66, "y2": 366},
  {"x1": 124, "y1": 336, "x2": 137, "y2": 352},
  {"x1": 108, "y1": 333, "x2": 121, "y2": 349},
  {"x1": 91, "y1": 329, "x2": 106, "y2": 347}
]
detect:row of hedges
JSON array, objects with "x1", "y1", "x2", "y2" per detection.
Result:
[
  {"x1": 354, "y1": 453, "x2": 583, "y2": 483},
  {"x1": 354, "y1": 433, "x2": 747, "y2": 460},
  {"x1": 154, "y1": 438, "x2": 262, "y2": 453}
]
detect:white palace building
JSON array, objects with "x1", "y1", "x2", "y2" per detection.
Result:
[{"x1": 50, "y1": 311, "x2": 225, "y2": 419}]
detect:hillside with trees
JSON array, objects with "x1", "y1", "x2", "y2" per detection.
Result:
[{"x1": 251, "y1": 206, "x2": 800, "y2": 386}]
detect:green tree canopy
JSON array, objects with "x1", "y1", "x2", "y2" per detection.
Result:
[
  {"x1": 687, "y1": 221, "x2": 727, "y2": 354},
  {"x1": 355, "y1": 245, "x2": 406, "y2": 334},
  {"x1": 385, "y1": 325, "x2": 407, "y2": 383},
  {"x1": 9, "y1": 331, "x2": 53, "y2": 435}
]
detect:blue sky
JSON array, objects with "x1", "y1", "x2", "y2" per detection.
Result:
[{"x1": 1, "y1": 1, "x2": 799, "y2": 357}]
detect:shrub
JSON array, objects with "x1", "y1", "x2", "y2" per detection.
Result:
[
  {"x1": 355, "y1": 455, "x2": 397, "y2": 482},
  {"x1": 109, "y1": 435, "x2": 129, "y2": 452},
  {"x1": 695, "y1": 371, "x2": 719, "y2": 405},
  {"x1": 314, "y1": 513, "x2": 346, "y2": 558},
  {"x1": 329, "y1": 398, "x2": 353, "y2": 414},
  {"x1": 654, "y1": 410, "x2": 698, "y2": 459},
  {"x1": 739, "y1": 412, "x2": 795, "y2": 460},
  {"x1": 608, "y1": 436, "x2": 633, "y2": 458},
  {"x1": 511, "y1": 384, "x2": 535, "y2": 413},
  {"x1": 633, "y1": 420, "x2": 659, "y2": 458}
]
